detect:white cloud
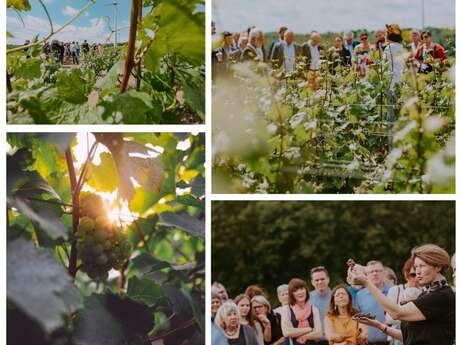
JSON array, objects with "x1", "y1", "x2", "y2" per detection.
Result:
[
  {"x1": 62, "y1": 5, "x2": 79, "y2": 17},
  {"x1": 213, "y1": 0, "x2": 454, "y2": 33},
  {"x1": 7, "y1": 14, "x2": 112, "y2": 44}
]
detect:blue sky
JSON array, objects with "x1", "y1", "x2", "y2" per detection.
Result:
[
  {"x1": 213, "y1": 0, "x2": 455, "y2": 34},
  {"x1": 7, "y1": 0, "x2": 136, "y2": 44}
]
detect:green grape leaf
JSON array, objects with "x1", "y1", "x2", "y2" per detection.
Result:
[
  {"x1": 14, "y1": 58, "x2": 41, "y2": 79},
  {"x1": 73, "y1": 293, "x2": 154, "y2": 345},
  {"x1": 55, "y1": 69, "x2": 88, "y2": 104},
  {"x1": 144, "y1": 0, "x2": 204, "y2": 72},
  {"x1": 97, "y1": 91, "x2": 155, "y2": 124},
  {"x1": 130, "y1": 252, "x2": 172, "y2": 274},
  {"x1": 176, "y1": 194, "x2": 204, "y2": 209},
  {"x1": 129, "y1": 188, "x2": 163, "y2": 214},
  {"x1": 158, "y1": 211, "x2": 204, "y2": 238},
  {"x1": 86, "y1": 152, "x2": 119, "y2": 192},
  {"x1": 178, "y1": 66, "x2": 205, "y2": 120},
  {"x1": 7, "y1": 0, "x2": 31, "y2": 11},
  {"x1": 127, "y1": 276, "x2": 166, "y2": 307},
  {"x1": 7, "y1": 238, "x2": 83, "y2": 334}
]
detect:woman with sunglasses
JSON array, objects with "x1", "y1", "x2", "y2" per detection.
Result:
[
  {"x1": 414, "y1": 31, "x2": 447, "y2": 73},
  {"x1": 352, "y1": 33, "x2": 372, "y2": 78},
  {"x1": 350, "y1": 244, "x2": 454, "y2": 345},
  {"x1": 384, "y1": 258, "x2": 422, "y2": 345}
]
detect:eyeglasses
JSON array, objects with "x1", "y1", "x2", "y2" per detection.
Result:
[
  {"x1": 361, "y1": 37, "x2": 368, "y2": 40},
  {"x1": 252, "y1": 305, "x2": 266, "y2": 310},
  {"x1": 422, "y1": 36, "x2": 429, "y2": 39},
  {"x1": 409, "y1": 273, "x2": 416, "y2": 278}
]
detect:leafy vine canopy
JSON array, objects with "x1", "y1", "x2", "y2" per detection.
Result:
[{"x1": 7, "y1": 132, "x2": 205, "y2": 345}]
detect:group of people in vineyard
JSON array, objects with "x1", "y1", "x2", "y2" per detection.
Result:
[
  {"x1": 41, "y1": 39, "x2": 103, "y2": 65},
  {"x1": 211, "y1": 244, "x2": 455, "y2": 345},
  {"x1": 212, "y1": 22, "x2": 448, "y2": 88}
]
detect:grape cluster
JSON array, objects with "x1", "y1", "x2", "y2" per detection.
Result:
[{"x1": 77, "y1": 193, "x2": 132, "y2": 280}]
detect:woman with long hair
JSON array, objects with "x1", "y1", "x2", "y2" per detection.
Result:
[
  {"x1": 324, "y1": 284, "x2": 367, "y2": 345},
  {"x1": 215, "y1": 300, "x2": 260, "y2": 345},
  {"x1": 350, "y1": 244, "x2": 455, "y2": 345},
  {"x1": 212, "y1": 288, "x2": 223, "y2": 322},
  {"x1": 235, "y1": 294, "x2": 254, "y2": 328},
  {"x1": 280, "y1": 278, "x2": 322, "y2": 345}
]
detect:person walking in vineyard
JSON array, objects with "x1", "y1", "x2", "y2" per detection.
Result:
[
  {"x1": 343, "y1": 32, "x2": 359, "y2": 62},
  {"x1": 232, "y1": 35, "x2": 249, "y2": 61},
  {"x1": 268, "y1": 26, "x2": 288, "y2": 61},
  {"x1": 242, "y1": 29, "x2": 266, "y2": 63},
  {"x1": 302, "y1": 31, "x2": 324, "y2": 89},
  {"x1": 374, "y1": 30, "x2": 387, "y2": 58},
  {"x1": 270, "y1": 30, "x2": 303, "y2": 73},
  {"x1": 383, "y1": 24, "x2": 405, "y2": 88},
  {"x1": 327, "y1": 36, "x2": 351, "y2": 72},
  {"x1": 353, "y1": 33, "x2": 372, "y2": 78},
  {"x1": 414, "y1": 31, "x2": 448, "y2": 73},
  {"x1": 324, "y1": 284, "x2": 368, "y2": 345}
]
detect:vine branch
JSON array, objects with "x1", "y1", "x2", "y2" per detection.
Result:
[
  {"x1": 66, "y1": 149, "x2": 80, "y2": 278},
  {"x1": 120, "y1": 0, "x2": 141, "y2": 93}
]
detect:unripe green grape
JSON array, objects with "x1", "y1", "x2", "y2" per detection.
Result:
[
  {"x1": 91, "y1": 244, "x2": 104, "y2": 256},
  {"x1": 80, "y1": 193, "x2": 105, "y2": 219},
  {"x1": 95, "y1": 215, "x2": 110, "y2": 232},
  {"x1": 78, "y1": 216, "x2": 95, "y2": 233},
  {"x1": 95, "y1": 254, "x2": 108, "y2": 265}
]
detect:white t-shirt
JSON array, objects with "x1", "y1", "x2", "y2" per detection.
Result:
[
  {"x1": 309, "y1": 43, "x2": 321, "y2": 70},
  {"x1": 384, "y1": 42, "x2": 405, "y2": 87},
  {"x1": 283, "y1": 42, "x2": 296, "y2": 72}
]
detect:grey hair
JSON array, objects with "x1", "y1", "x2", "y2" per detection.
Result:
[
  {"x1": 249, "y1": 28, "x2": 263, "y2": 44},
  {"x1": 214, "y1": 301, "x2": 240, "y2": 330},
  {"x1": 284, "y1": 30, "x2": 294, "y2": 39},
  {"x1": 211, "y1": 286, "x2": 222, "y2": 301},
  {"x1": 277, "y1": 284, "x2": 289, "y2": 294},
  {"x1": 251, "y1": 295, "x2": 272, "y2": 312},
  {"x1": 367, "y1": 260, "x2": 384, "y2": 267},
  {"x1": 344, "y1": 31, "x2": 354, "y2": 39}
]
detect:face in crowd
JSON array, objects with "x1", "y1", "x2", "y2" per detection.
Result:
[
  {"x1": 334, "y1": 37, "x2": 343, "y2": 49},
  {"x1": 237, "y1": 297, "x2": 251, "y2": 318},
  {"x1": 366, "y1": 262, "x2": 385, "y2": 287},
  {"x1": 212, "y1": 297, "x2": 221, "y2": 317},
  {"x1": 333, "y1": 287, "x2": 350, "y2": 309},
  {"x1": 278, "y1": 288, "x2": 289, "y2": 306},
  {"x1": 311, "y1": 269, "x2": 330, "y2": 293},
  {"x1": 284, "y1": 30, "x2": 294, "y2": 46},
  {"x1": 414, "y1": 256, "x2": 441, "y2": 285}
]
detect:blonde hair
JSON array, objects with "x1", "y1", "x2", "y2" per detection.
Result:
[
  {"x1": 251, "y1": 295, "x2": 272, "y2": 312},
  {"x1": 214, "y1": 301, "x2": 240, "y2": 331},
  {"x1": 411, "y1": 244, "x2": 451, "y2": 274}
]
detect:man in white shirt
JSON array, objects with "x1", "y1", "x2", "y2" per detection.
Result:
[
  {"x1": 307, "y1": 31, "x2": 322, "y2": 71},
  {"x1": 270, "y1": 30, "x2": 302, "y2": 73}
]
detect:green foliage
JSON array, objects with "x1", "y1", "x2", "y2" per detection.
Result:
[
  {"x1": 7, "y1": 0, "x2": 31, "y2": 11},
  {"x1": 7, "y1": 133, "x2": 205, "y2": 344},
  {"x1": 213, "y1": 49, "x2": 455, "y2": 193},
  {"x1": 212, "y1": 201, "x2": 455, "y2": 303},
  {"x1": 7, "y1": 1, "x2": 204, "y2": 124}
]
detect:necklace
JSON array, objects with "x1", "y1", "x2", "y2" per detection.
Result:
[
  {"x1": 226, "y1": 327, "x2": 239, "y2": 337},
  {"x1": 337, "y1": 314, "x2": 352, "y2": 329}
]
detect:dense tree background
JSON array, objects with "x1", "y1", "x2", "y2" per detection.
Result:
[{"x1": 211, "y1": 201, "x2": 455, "y2": 304}]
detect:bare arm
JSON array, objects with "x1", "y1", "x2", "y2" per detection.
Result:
[
  {"x1": 280, "y1": 305, "x2": 313, "y2": 338},
  {"x1": 357, "y1": 317, "x2": 403, "y2": 342},
  {"x1": 366, "y1": 282, "x2": 426, "y2": 322}
]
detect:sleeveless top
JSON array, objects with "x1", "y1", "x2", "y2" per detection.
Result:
[{"x1": 283, "y1": 306, "x2": 316, "y2": 345}]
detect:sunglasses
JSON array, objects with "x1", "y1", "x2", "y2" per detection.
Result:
[
  {"x1": 409, "y1": 273, "x2": 416, "y2": 278},
  {"x1": 360, "y1": 37, "x2": 368, "y2": 40}
]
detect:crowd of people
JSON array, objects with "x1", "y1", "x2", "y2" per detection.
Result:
[
  {"x1": 212, "y1": 22, "x2": 448, "y2": 87},
  {"x1": 38, "y1": 39, "x2": 104, "y2": 65},
  {"x1": 211, "y1": 244, "x2": 455, "y2": 345}
]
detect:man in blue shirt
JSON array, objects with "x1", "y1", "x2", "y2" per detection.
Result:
[
  {"x1": 355, "y1": 260, "x2": 391, "y2": 345},
  {"x1": 309, "y1": 266, "x2": 332, "y2": 345}
]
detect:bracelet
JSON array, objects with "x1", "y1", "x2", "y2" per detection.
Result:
[{"x1": 381, "y1": 326, "x2": 388, "y2": 334}]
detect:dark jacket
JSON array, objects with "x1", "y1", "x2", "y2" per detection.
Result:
[
  {"x1": 270, "y1": 41, "x2": 303, "y2": 70},
  {"x1": 327, "y1": 45, "x2": 351, "y2": 71},
  {"x1": 300, "y1": 42, "x2": 325, "y2": 70},
  {"x1": 241, "y1": 44, "x2": 264, "y2": 62},
  {"x1": 268, "y1": 38, "x2": 283, "y2": 61}
]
